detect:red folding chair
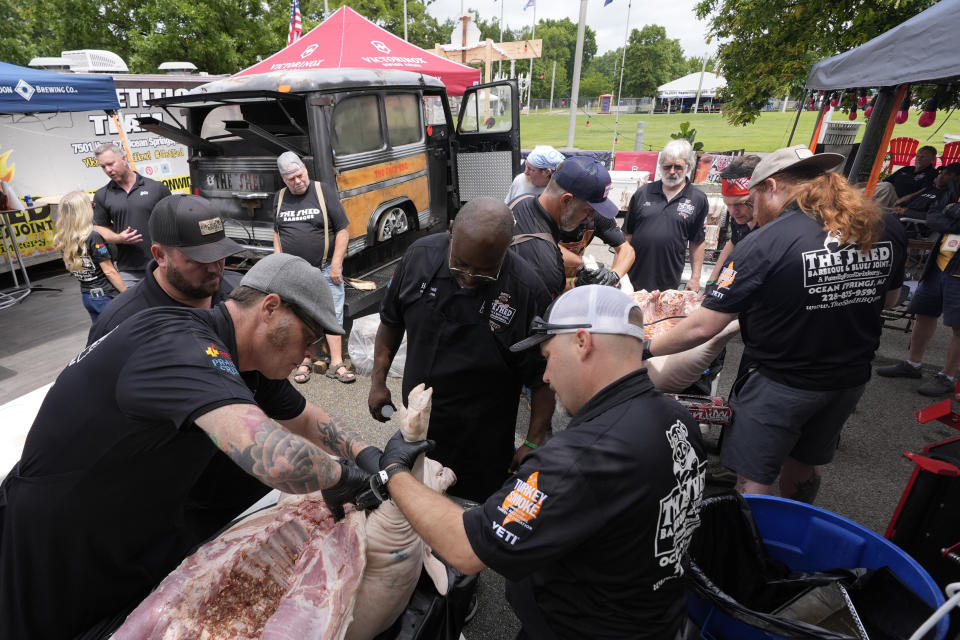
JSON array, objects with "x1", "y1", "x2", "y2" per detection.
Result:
[
  {"x1": 939, "y1": 141, "x2": 960, "y2": 168},
  {"x1": 886, "y1": 137, "x2": 920, "y2": 172}
]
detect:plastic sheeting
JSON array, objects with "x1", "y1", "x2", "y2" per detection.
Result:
[{"x1": 348, "y1": 313, "x2": 407, "y2": 378}]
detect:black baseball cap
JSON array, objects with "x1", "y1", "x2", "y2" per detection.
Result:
[
  {"x1": 149, "y1": 195, "x2": 242, "y2": 263},
  {"x1": 552, "y1": 156, "x2": 619, "y2": 219}
]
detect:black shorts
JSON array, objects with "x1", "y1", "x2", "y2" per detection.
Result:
[{"x1": 723, "y1": 372, "x2": 864, "y2": 484}]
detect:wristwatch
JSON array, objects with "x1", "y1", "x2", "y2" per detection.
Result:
[{"x1": 364, "y1": 464, "x2": 409, "y2": 505}]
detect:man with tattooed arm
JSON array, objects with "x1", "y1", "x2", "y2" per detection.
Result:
[{"x1": 0, "y1": 253, "x2": 380, "y2": 640}]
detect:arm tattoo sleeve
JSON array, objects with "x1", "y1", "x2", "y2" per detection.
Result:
[
  {"x1": 314, "y1": 414, "x2": 366, "y2": 461},
  {"x1": 220, "y1": 415, "x2": 341, "y2": 494}
]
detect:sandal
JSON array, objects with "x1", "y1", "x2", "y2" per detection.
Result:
[
  {"x1": 326, "y1": 362, "x2": 356, "y2": 384},
  {"x1": 293, "y1": 362, "x2": 312, "y2": 384}
]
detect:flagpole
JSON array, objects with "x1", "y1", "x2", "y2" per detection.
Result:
[
  {"x1": 526, "y1": 2, "x2": 536, "y2": 116},
  {"x1": 611, "y1": 0, "x2": 632, "y2": 160},
  {"x1": 403, "y1": 0, "x2": 408, "y2": 41},
  {"x1": 566, "y1": 0, "x2": 588, "y2": 148},
  {"x1": 498, "y1": 0, "x2": 504, "y2": 76}
]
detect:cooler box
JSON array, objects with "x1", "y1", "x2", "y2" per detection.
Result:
[{"x1": 687, "y1": 494, "x2": 948, "y2": 640}]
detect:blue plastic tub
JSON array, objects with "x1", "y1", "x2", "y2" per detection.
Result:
[{"x1": 688, "y1": 495, "x2": 947, "y2": 640}]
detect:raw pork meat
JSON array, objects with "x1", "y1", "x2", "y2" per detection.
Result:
[
  {"x1": 115, "y1": 384, "x2": 454, "y2": 640},
  {"x1": 113, "y1": 495, "x2": 366, "y2": 640},
  {"x1": 630, "y1": 289, "x2": 703, "y2": 338}
]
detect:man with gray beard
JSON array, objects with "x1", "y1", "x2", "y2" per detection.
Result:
[
  {"x1": 625, "y1": 139, "x2": 709, "y2": 292},
  {"x1": 509, "y1": 156, "x2": 620, "y2": 297}
]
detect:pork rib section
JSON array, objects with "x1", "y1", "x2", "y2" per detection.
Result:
[{"x1": 114, "y1": 495, "x2": 366, "y2": 640}]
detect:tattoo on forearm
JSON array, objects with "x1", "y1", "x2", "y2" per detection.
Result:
[
  {"x1": 314, "y1": 414, "x2": 365, "y2": 460},
  {"x1": 221, "y1": 417, "x2": 340, "y2": 494}
]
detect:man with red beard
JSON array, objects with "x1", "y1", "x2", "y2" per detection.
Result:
[
  {"x1": 649, "y1": 145, "x2": 905, "y2": 504},
  {"x1": 705, "y1": 156, "x2": 761, "y2": 293},
  {"x1": 88, "y1": 194, "x2": 243, "y2": 343}
]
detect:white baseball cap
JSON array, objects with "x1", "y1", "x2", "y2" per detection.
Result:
[{"x1": 510, "y1": 285, "x2": 645, "y2": 352}]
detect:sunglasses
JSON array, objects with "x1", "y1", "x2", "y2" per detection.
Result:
[
  {"x1": 528, "y1": 315, "x2": 591, "y2": 335},
  {"x1": 448, "y1": 246, "x2": 503, "y2": 283},
  {"x1": 286, "y1": 303, "x2": 326, "y2": 345},
  {"x1": 661, "y1": 164, "x2": 686, "y2": 172}
]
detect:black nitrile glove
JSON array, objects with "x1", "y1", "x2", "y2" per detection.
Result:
[
  {"x1": 322, "y1": 459, "x2": 372, "y2": 521},
  {"x1": 379, "y1": 430, "x2": 435, "y2": 474},
  {"x1": 599, "y1": 268, "x2": 621, "y2": 287},
  {"x1": 575, "y1": 264, "x2": 618, "y2": 287},
  {"x1": 355, "y1": 446, "x2": 383, "y2": 475},
  {"x1": 704, "y1": 281, "x2": 718, "y2": 296}
]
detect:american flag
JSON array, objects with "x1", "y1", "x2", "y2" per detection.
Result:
[{"x1": 287, "y1": 0, "x2": 302, "y2": 45}]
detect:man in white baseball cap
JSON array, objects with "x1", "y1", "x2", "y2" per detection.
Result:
[{"x1": 373, "y1": 284, "x2": 706, "y2": 639}]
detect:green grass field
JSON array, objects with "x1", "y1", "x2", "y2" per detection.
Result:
[{"x1": 519, "y1": 109, "x2": 958, "y2": 154}]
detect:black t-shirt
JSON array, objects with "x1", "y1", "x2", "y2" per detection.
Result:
[
  {"x1": 510, "y1": 195, "x2": 565, "y2": 297},
  {"x1": 69, "y1": 230, "x2": 120, "y2": 296},
  {"x1": 702, "y1": 205, "x2": 906, "y2": 390},
  {"x1": 463, "y1": 370, "x2": 707, "y2": 639},
  {"x1": 730, "y1": 219, "x2": 754, "y2": 245},
  {"x1": 0, "y1": 304, "x2": 304, "y2": 639},
  {"x1": 380, "y1": 232, "x2": 551, "y2": 499},
  {"x1": 93, "y1": 173, "x2": 172, "y2": 272},
  {"x1": 273, "y1": 181, "x2": 349, "y2": 267},
  {"x1": 557, "y1": 214, "x2": 626, "y2": 255},
  {"x1": 624, "y1": 180, "x2": 708, "y2": 291},
  {"x1": 88, "y1": 260, "x2": 243, "y2": 344},
  {"x1": 884, "y1": 165, "x2": 937, "y2": 198},
  {"x1": 902, "y1": 185, "x2": 948, "y2": 219}
]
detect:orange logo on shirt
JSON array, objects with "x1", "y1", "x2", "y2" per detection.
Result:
[
  {"x1": 499, "y1": 471, "x2": 549, "y2": 527},
  {"x1": 717, "y1": 261, "x2": 736, "y2": 289}
]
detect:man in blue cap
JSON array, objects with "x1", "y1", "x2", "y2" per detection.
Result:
[{"x1": 509, "y1": 155, "x2": 622, "y2": 298}]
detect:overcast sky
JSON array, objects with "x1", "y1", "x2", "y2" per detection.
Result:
[{"x1": 427, "y1": 0, "x2": 714, "y2": 59}]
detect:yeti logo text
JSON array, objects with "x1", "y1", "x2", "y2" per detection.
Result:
[
  {"x1": 15, "y1": 79, "x2": 35, "y2": 101},
  {"x1": 300, "y1": 44, "x2": 319, "y2": 59},
  {"x1": 371, "y1": 40, "x2": 391, "y2": 54}
]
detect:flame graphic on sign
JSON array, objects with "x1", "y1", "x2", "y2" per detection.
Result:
[{"x1": 0, "y1": 150, "x2": 14, "y2": 183}]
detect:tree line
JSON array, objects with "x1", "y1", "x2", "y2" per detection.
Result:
[
  {"x1": 0, "y1": 0, "x2": 707, "y2": 101},
  {"x1": 1, "y1": 0, "x2": 941, "y2": 124}
]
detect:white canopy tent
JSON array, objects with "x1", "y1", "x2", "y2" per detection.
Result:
[{"x1": 657, "y1": 72, "x2": 726, "y2": 99}]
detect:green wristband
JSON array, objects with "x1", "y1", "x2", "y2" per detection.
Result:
[{"x1": 523, "y1": 440, "x2": 539, "y2": 450}]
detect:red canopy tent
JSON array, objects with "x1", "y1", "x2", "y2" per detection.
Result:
[{"x1": 235, "y1": 6, "x2": 481, "y2": 96}]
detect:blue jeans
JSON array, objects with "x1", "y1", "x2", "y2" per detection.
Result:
[
  {"x1": 321, "y1": 263, "x2": 345, "y2": 326},
  {"x1": 82, "y1": 291, "x2": 113, "y2": 323}
]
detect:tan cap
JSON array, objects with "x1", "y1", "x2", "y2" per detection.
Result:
[{"x1": 748, "y1": 144, "x2": 845, "y2": 189}]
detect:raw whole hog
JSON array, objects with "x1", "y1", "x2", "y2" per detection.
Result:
[
  {"x1": 114, "y1": 384, "x2": 454, "y2": 640},
  {"x1": 631, "y1": 289, "x2": 741, "y2": 393}
]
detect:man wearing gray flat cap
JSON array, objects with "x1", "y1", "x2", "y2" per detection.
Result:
[
  {"x1": 647, "y1": 144, "x2": 906, "y2": 504},
  {"x1": 0, "y1": 252, "x2": 383, "y2": 639}
]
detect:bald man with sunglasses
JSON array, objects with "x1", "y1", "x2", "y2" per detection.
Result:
[{"x1": 368, "y1": 198, "x2": 554, "y2": 501}]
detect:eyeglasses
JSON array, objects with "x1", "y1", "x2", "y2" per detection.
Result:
[
  {"x1": 731, "y1": 200, "x2": 754, "y2": 210},
  {"x1": 661, "y1": 164, "x2": 686, "y2": 172},
  {"x1": 448, "y1": 246, "x2": 503, "y2": 283},
  {"x1": 286, "y1": 303, "x2": 326, "y2": 346}
]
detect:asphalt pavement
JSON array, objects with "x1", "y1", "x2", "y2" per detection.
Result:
[{"x1": 3, "y1": 258, "x2": 958, "y2": 639}]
